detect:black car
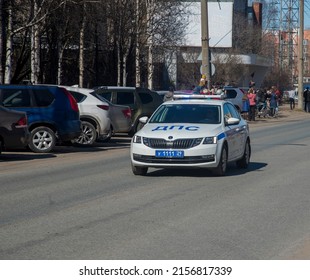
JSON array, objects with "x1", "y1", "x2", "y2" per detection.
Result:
[
  {"x1": 0, "y1": 85, "x2": 82, "y2": 153},
  {"x1": 93, "y1": 86, "x2": 163, "y2": 135},
  {"x1": 0, "y1": 106, "x2": 30, "y2": 154}
]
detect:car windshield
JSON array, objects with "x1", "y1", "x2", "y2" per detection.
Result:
[{"x1": 149, "y1": 104, "x2": 221, "y2": 124}]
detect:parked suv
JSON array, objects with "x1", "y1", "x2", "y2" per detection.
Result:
[
  {"x1": 0, "y1": 106, "x2": 30, "y2": 154},
  {"x1": 62, "y1": 86, "x2": 111, "y2": 146},
  {"x1": 93, "y1": 86, "x2": 162, "y2": 135},
  {"x1": 0, "y1": 85, "x2": 82, "y2": 153},
  {"x1": 222, "y1": 86, "x2": 243, "y2": 112}
]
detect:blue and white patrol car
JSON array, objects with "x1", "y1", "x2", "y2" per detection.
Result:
[{"x1": 130, "y1": 99, "x2": 251, "y2": 176}]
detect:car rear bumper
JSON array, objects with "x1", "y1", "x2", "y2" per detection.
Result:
[
  {"x1": 1, "y1": 128, "x2": 30, "y2": 149},
  {"x1": 57, "y1": 121, "x2": 82, "y2": 141}
]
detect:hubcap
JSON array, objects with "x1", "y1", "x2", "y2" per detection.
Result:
[{"x1": 33, "y1": 131, "x2": 52, "y2": 150}]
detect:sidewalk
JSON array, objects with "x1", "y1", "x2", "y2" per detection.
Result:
[{"x1": 248, "y1": 103, "x2": 310, "y2": 127}]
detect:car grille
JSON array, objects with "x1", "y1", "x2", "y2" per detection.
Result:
[
  {"x1": 133, "y1": 154, "x2": 215, "y2": 164},
  {"x1": 143, "y1": 137, "x2": 203, "y2": 149}
]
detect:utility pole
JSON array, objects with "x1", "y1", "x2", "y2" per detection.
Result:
[
  {"x1": 201, "y1": 0, "x2": 211, "y2": 89},
  {"x1": 297, "y1": 0, "x2": 304, "y2": 109}
]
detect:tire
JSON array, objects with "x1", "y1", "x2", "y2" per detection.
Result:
[
  {"x1": 0, "y1": 139, "x2": 3, "y2": 154},
  {"x1": 236, "y1": 139, "x2": 251, "y2": 169},
  {"x1": 29, "y1": 126, "x2": 56, "y2": 153},
  {"x1": 213, "y1": 145, "x2": 228, "y2": 176},
  {"x1": 73, "y1": 121, "x2": 96, "y2": 146},
  {"x1": 100, "y1": 126, "x2": 113, "y2": 143},
  {"x1": 132, "y1": 164, "x2": 148, "y2": 176}
]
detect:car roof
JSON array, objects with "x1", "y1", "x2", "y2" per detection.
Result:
[
  {"x1": 61, "y1": 85, "x2": 93, "y2": 94},
  {"x1": 94, "y1": 86, "x2": 136, "y2": 91},
  {"x1": 0, "y1": 84, "x2": 60, "y2": 89},
  {"x1": 164, "y1": 99, "x2": 227, "y2": 106}
]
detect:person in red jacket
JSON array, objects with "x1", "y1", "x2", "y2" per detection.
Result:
[{"x1": 247, "y1": 88, "x2": 257, "y2": 121}]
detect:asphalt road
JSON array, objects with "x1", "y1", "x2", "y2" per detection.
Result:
[{"x1": 1, "y1": 109, "x2": 310, "y2": 260}]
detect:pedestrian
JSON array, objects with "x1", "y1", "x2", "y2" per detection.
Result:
[
  {"x1": 247, "y1": 88, "x2": 257, "y2": 121},
  {"x1": 192, "y1": 75, "x2": 207, "y2": 94},
  {"x1": 303, "y1": 87, "x2": 310, "y2": 112},
  {"x1": 241, "y1": 91, "x2": 250, "y2": 120},
  {"x1": 269, "y1": 88, "x2": 278, "y2": 117},
  {"x1": 288, "y1": 90, "x2": 295, "y2": 110},
  {"x1": 163, "y1": 87, "x2": 174, "y2": 102}
]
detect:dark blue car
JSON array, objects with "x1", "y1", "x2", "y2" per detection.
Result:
[{"x1": 0, "y1": 85, "x2": 82, "y2": 153}]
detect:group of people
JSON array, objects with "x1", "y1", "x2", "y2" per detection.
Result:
[
  {"x1": 303, "y1": 87, "x2": 310, "y2": 112},
  {"x1": 241, "y1": 86, "x2": 280, "y2": 121}
]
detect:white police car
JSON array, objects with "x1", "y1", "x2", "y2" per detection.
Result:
[{"x1": 130, "y1": 99, "x2": 251, "y2": 176}]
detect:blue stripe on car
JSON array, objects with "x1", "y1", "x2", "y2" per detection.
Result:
[{"x1": 217, "y1": 132, "x2": 225, "y2": 141}]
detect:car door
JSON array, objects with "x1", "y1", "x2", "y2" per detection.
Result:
[
  {"x1": 223, "y1": 103, "x2": 241, "y2": 160},
  {"x1": 114, "y1": 90, "x2": 137, "y2": 122},
  {"x1": 226, "y1": 103, "x2": 245, "y2": 159}
]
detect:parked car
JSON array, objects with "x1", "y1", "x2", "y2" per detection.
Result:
[
  {"x1": 130, "y1": 99, "x2": 250, "y2": 176},
  {"x1": 0, "y1": 105, "x2": 30, "y2": 154},
  {"x1": 0, "y1": 85, "x2": 82, "y2": 153},
  {"x1": 93, "y1": 86, "x2": 163, "y2": 136},
  {"x1": 63, "y1": 86, "x2": 112, "y2": 145},
  {"x1": 91, "y1": 93, "x2": 132, "y2": 139},
  {"x1": 222, "y1": 86, "x2": 243, "y2": 112}
]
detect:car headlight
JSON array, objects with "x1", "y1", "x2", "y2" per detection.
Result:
[
  {"x1": 132, "y1": 135, "x2": 142, "y2": 143},
  {"x1": 203, "y1": 136, "x2": 217, "y2": 144}
]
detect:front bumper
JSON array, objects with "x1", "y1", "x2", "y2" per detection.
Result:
[{"x1": 131, "y1": 142, "x2": 221, "y2": 168}]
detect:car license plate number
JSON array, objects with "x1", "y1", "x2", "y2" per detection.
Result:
[{"x1": 155, "y1": 150, "x2": 184, "y2": 158}]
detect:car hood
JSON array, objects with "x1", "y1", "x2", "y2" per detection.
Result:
[{"x1": 137, "y1": 123, "x2": 222, "y2": 139}]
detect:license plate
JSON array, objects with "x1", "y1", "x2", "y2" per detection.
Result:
[{"x1": 155, "y1": 150, "x2": 184, "y2": 158}]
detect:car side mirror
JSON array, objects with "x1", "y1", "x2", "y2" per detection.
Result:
[
  {"x1": 139, "y1": 116, "x2": 148, "y2": 124},
  {"x1": 225, "y1": 117, "x2": 240, "y2": 126}
]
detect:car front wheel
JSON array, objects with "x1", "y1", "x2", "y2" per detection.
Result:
[
  {"x1": 213, "y1": 145, "x2": 228, "y2": 176},
  {"x1": 132, "y1": 164, "x2": 148, "y2": 176},
  {"x1": 29, "y1": 126, "x2": 56, "y2": 153}
]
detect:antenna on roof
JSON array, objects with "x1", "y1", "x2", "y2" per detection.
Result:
[{"x1": 217, "y1": 0, "x2": 221, "y2": 10}]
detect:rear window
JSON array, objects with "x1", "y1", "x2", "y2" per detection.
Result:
[
  {"x1": 116, "y1": 91, "x2": 134, "y2": 105},
  {"x1": 225, "y1": 89, "x2": 237, "y2": 99},
  {"x1": 1, "y1": 89, "x2": 31, "y2": 107},
  {"x1": 69, "y1": 91, "x2": 86, "y2": 103},
  {"x1": 138, "y1": 91, "x2": 153, "y2": 104},
  {"x1": 33, "y1": 89, "x2": 55, "y2": 106},
  {"x1": 95, "y1": 91, "x2": 112, "y2": 102}
]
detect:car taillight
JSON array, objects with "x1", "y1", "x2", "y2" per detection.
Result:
[
  {"x1": 97, "y1": 105, "x2": 109, "y2": 111},
  {"x1": 122, "y1": 108, "x2": 132, "y2": 118},
  {"x1": 15, "y1": 116, "x2": 27, "y2": 128},
  {"x1": 61, "y1": 88, "x2": 79, "y2": 112}
]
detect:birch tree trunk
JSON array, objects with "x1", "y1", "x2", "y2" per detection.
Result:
[
  {"x1": 57, "y1": 43, "x2": 65, "y2": 85},
  {"x1": 31, "y1": 0, "x2": 40, "y2": 84},
  {"x1": 117, "y1": 40, "x2": 121, "y2": 86},
  {"x1": 79, "y1": 1, "x2": 86, "y2": 87},
  {"x1": 146, "y1": 0, "x2": 154, "y2": 90},
  {"x1": 135, "y1": 0, "x2": 141, "y2": 87},
  {"x1": 4, "y1": 0, "x2": 12, "y2": 84},
  {"x1": 0, "y1": 0, "x2": 4, "y2": 84}
]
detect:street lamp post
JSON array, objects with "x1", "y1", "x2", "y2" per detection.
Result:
[
  {"x1": 298, "y1": 0, "x2": 304, "y2": 110},
  {"x1": 201, "y1": 0, "x2": 211, "y2": 89}
]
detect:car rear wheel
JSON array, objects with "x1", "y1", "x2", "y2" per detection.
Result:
[
  {"x1": 73, "y1": 121, "x2": 96, "y2": 146},
  {"x1": 213, "y1": 145, "x2": 228, "y2": 176},
  {"x1": 100, "y1": 126, "x2": 113, "y2": 142},
  {"x1": 236, "y1": 139, "x2": 251, "y2": 168},
  {"x1": 29, "y1": 126, "x2": 56, "y2": 153},
  {"x1": 132, "y1": 164, "x2": 148, "y2": 176}
]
